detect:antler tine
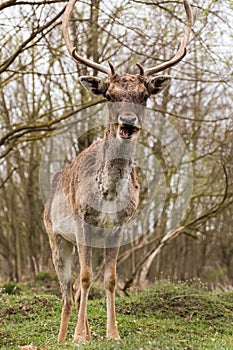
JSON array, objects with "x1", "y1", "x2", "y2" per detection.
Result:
[
  {"x1": 108, "y1": 61, "x2": 116, "y2": 76},
  {"x1": 136, "y1": 62, "x2": 145, "y2": 76},
  {"x1": 62, "y1": 0, "x2": 112, "y2": 76},
  {"x1": 143, "y1": 0, "x2": 194, "y2": 76}
]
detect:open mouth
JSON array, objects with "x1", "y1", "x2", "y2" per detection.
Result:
[{"x1": 119, "y1": 124, "x2": 140, "y2": 139}]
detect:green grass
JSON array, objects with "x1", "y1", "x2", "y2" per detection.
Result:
[{"x1": 0, "y1": 281, "x2": 232, "y2": 349}]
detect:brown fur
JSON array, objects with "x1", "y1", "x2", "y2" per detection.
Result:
[{"x1": 44, "y1": 72, "x2": 171, "y2": 342}]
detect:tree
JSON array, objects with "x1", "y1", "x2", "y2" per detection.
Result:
[{"x1": 0, "y1": 0, "x2": 233, "y2": 289}]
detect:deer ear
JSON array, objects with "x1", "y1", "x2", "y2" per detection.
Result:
[
  {"x1": 147, "y1": 75, "x2": 172, "y2": 95},
  {"x1": 79, "y1": 76, "x2": 109, "y2": 95}
]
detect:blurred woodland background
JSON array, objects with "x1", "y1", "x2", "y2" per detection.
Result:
[{"x1": 0, "y1": 0, "x2": 233, "y2": 292}]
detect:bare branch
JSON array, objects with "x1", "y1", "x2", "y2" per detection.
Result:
[
  {"x1": 0, "y1": 7, "x2": 66, "y2": 74},
  {"x1": 0, "y1": 0, "x2": 65, "y2": 11}
]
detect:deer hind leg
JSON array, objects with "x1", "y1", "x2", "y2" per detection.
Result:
[
  {"x1": 50, "y1": 235, "x2": 74, "y2": 343},
  {"x1": 105, "y1": 245, "x2": 121, "y2": 340},
  {"x1": 74, "y1": 244, "x2": 92, "y2": 342}
]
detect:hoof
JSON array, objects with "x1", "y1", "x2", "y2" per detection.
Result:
[
  {"x1": 74, "y1": 333, "x2": 91, "y2": 343},
  {"x1": 107, "y1": 333, "x2": 120, "y2": 340}
]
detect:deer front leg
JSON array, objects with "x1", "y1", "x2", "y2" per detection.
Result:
[
  {"x1": 105, "y1": 245, "x2": 120, "y2": 340},
  {"x1": 74, "y1": 244, "x2": 92, "y2": 342}
]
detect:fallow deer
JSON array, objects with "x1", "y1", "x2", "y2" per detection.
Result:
[{"x1": 43, "y1": 0, "x2": 193, "y2": 343}]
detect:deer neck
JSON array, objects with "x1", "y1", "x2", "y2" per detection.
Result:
[{"x1": 96, "y1": 127, "x2": 136, "y2": 200}]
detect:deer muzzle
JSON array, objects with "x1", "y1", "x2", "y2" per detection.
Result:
[{"x1": 118, "y1": 113, "x2": 141, "y2": 140}]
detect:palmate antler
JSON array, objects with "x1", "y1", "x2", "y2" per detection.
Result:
[{"x1": 62, "y1": 0, "x2": 193, "y2": 76}]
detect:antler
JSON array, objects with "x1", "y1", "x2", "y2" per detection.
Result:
[
  {"x1": 63, "y1": 0, "x2": 193, "y2": 77},
  {"x1": 62, "y1": 0, "x2": 113, "y2": 76},
  {"x1": 141, "y1": 0, "x2": 194, "y2": 76}
]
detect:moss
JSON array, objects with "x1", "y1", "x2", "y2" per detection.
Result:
[
  {"x1": 35, "y1": 271, "x2": 57, "y2": 282},
  {"x1": 1, "y1": 282, "x2": 21, "y2": 295}
]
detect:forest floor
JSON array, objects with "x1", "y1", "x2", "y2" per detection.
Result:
[{"x1": 0, "y1": 280, "x2": 232, "y2": 350}]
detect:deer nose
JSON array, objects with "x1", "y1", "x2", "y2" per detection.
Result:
[{"x1": 118, "y1": 114, "x2": 138, "y2": 126}]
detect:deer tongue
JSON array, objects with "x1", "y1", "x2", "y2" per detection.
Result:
[{"x1": 120, "y1": 126, "x2": 131, "y2": 139}]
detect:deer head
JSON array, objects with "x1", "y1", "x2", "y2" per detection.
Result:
[
  {"x1": 62, "y1": 0, "x2": 193, "y2": 140},
  {"x1": 80, "y1": 73, "x2": 172, "y2": 140}
]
